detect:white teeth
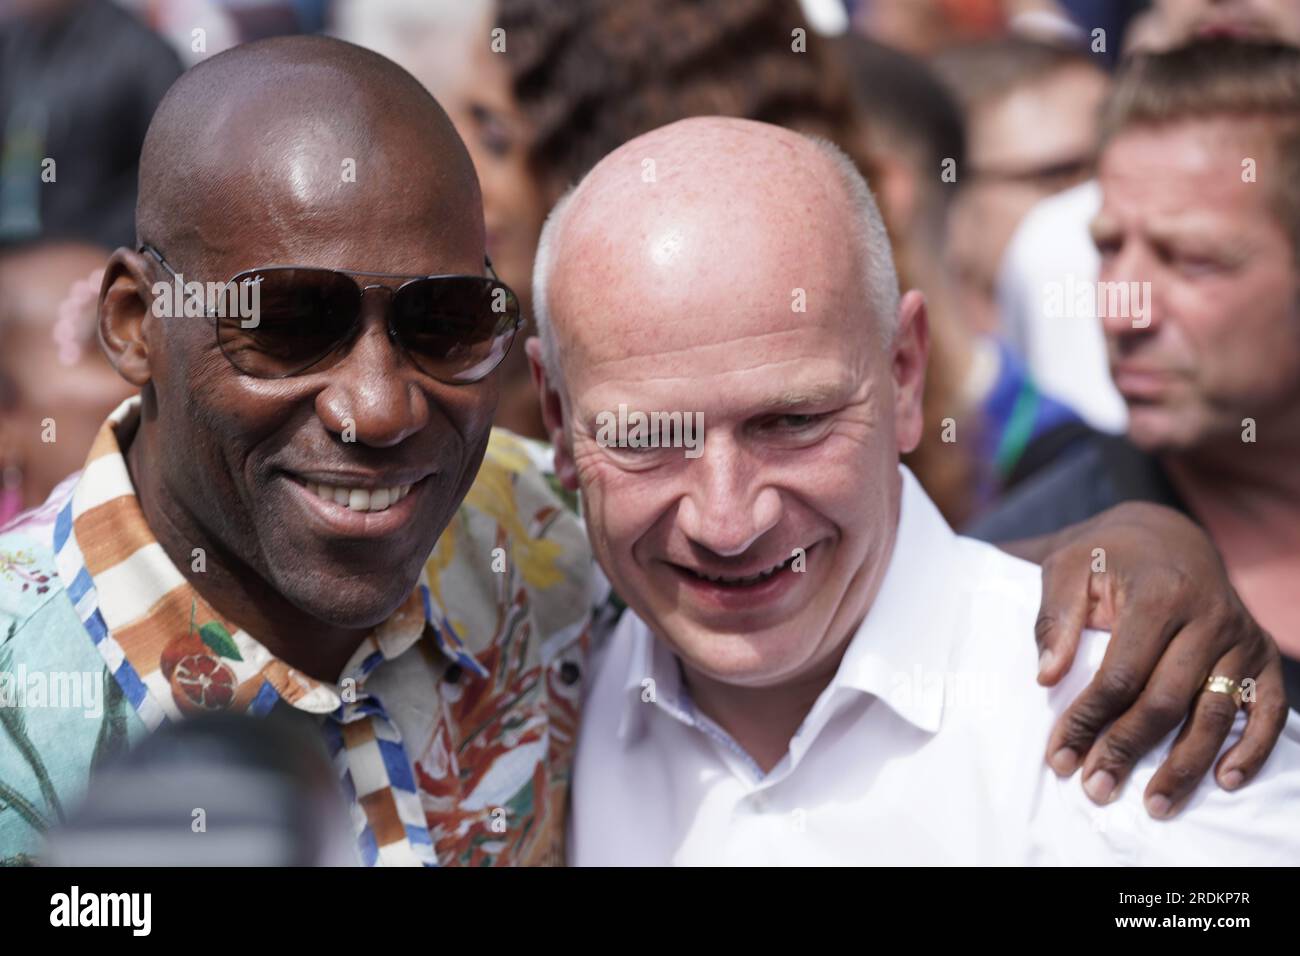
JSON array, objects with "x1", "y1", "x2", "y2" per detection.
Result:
[
  {"x1": 300, "y1": 479, "x2": 415, "y2": 513},
  {"x1": 695, "y1": 557, "x2": 791, "y2": 586}
]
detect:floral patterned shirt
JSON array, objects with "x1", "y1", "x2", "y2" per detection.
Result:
[{"x1": 0, "y1": 397, "x2": 607, "y2": 866}]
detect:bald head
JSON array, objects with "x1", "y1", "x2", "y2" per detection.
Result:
[
  {"x1": 137, "y1": 34, "x2": 482, "y2": 269},
  {"x1": 533, "y1": 116, "x2": 898, "y2": 386}
]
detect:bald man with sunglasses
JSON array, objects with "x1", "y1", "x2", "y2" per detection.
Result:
[{"x1": 0, "y1": 36, "x2": 1290, "y2": 866}]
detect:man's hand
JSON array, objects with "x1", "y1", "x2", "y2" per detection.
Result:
[{"x1": 1007, "y1": 502, "x2": 1288, "y2": 818}]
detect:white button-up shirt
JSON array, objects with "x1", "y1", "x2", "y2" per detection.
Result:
[{"x1": 569, "y1": 467, "x2": 1300, "y2": 865}]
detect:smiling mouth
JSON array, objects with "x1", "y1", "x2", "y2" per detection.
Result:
[
  {"x1": 676, "y1": 551, "x2": 802, "y2": 588},
  {"x1": 289, "y1": 476, "x2": 416, "y2": 513}
]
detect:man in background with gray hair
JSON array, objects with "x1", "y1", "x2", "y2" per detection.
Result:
[{"x1": 527, "y1": 115, "x2": 1300, "y2": 865}]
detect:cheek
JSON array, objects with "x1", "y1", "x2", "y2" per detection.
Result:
[
  {"x1": 450, "y1": 384, "x2": 500, "y2": 438},
  {"x1": 1177, "y1": 282, "x2": 1296, "y2": 387},
  {"x1": 793, "y1": 439, "x2": 895, "y2": 545},
  {"x1": 575, "y1": 457, "x2": 675, "y2": 568}
]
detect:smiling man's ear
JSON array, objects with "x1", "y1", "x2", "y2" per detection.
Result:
[
  {"x1": 525, "y1": 335, "x2": 579, "y2": 491},
  {"x1": 892, "y1": 289, "x2": 930, "y2": 457},
  {"x1": 98, "y1": 247, "x2": 158, "y2": 388}
]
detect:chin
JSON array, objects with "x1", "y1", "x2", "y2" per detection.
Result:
[
  {"x1": 665, "y1": 622, "x2": 816, "y2": 689},
  {"x1": 1127, "y1": 407, "x2": 1222, "y2": 455},
  {"x1": 275, "y1": 566, "x2": 421, "y2": 631}
]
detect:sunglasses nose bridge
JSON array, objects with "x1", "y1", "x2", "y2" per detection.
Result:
[{"x1": 356, "y1": 282, "x2": 401, "y2": 340}]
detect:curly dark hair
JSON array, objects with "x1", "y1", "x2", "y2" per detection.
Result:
[{"x1": 496, "y1": 0, "x2": 872, "y2": 205}]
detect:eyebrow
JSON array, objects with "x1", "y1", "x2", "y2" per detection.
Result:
[
  {"x1": 1089, "y1": 213, "x2": 1244, "y2": 256},
  {"x1": 758, "y1": 383, "x2": 850, "y2": 410}
]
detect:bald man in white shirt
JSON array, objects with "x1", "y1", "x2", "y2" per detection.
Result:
[{"x1": 526, "y1": 116, "x2": 1300, "y2": 865}]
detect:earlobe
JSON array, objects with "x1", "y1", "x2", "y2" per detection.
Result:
[{"x1": 98, "y1": 248, "x2": 155, "y2": 388}]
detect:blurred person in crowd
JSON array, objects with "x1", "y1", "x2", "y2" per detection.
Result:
[
  {"x1": 974, "y1": 40, "x2": 1300, "y2": 710},
  {"x1": 836, "y1": 34, "x2": 1091, "y2": 518},
  {"x1": 0, "y1": 0, "x2": 182, "y2": 249},
  {"x1": 850, "y1": 0, "x2": 1007, "y2": 53},
  {"x1": 997, "y1": 0, "x2": 1300, "y2": 433},
  {"x1": 136, "y1": 0, "x2": 335, "y2": 65},
  {"x1": 0, "y1": 31, "x2": 1289, "y2": 867},
  {"x1": 848, "y1": 0, "x2": 1130, "y2": 55},
  {"x1": 933, "y1": 36, "x2": 1110, "y2": 337},
  {"x1": 0, "y1": 241, "x2": 135, "y2": 526},
  {"x1": 526, "y1": 117, "x2": 1300, "y2": 864}
]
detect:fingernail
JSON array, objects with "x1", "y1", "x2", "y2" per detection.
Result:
[
  {"x1": 1145, "y1": 793, "x2": 1172, "y2": 818},
  {"x1": 1085, "y1": 770, "x2": 1116, "y2": 804},
  {"x1": 1220, "y1": 769, "x2": 1244, "y2": 790},
  {"x1": 1050, "y1": 747, "x2": 1079, "y2": 775},
  {"x1": 1038, "y1": 648, "x2": 1056, "y2": 675}
]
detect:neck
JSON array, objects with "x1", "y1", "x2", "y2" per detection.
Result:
[
  {"x1": 125, "y1": 423, "x2": 369, "y2": 683},
  {"x1": 1163, "y1": 434, "x2": 1300, "y2": 523},
  {"x1": 681, "y1": 642, "x2": 850, "y2": 775},
  {"x1": 1163, "y1": 437, "x2": 1300, "y2": 659}
]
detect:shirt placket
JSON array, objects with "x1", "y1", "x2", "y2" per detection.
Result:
[{"x1": 324, "y1": 646, "x2": 437, "y2": 867}]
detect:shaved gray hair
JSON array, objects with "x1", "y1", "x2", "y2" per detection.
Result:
[{"x1": 533, "y1": 133, "x2": 900, "y2": 384}]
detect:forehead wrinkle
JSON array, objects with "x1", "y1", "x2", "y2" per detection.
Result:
[
  {"x1": 574, "y1": 349, "x2": 865, "y2": 417},
  {"x1": 576, "y1": 323, "x2": 863, "y2": 373}
]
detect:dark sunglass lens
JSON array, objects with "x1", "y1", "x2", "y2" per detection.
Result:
[
  {"x1": 216, "y1": 269, "x2": 360, "y2": 377},
  {"x1": 393, "y1": 277, "x2": 520, "y2": 383}
]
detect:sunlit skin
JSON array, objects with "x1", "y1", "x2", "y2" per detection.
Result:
[
  {"x1": 1092, "y1": 117, "x2": 1300, "y2": 660},
  {"x1": 530, "y1": 117, "x2": 928, "y2": 769},
  {"x1": 97, "y1": 38, "x2": 496, "y2": 682}
]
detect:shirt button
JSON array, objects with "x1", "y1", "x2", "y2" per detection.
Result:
[
  {"x1": 558, "y1": 661, "x2": 581, "y2": 686},
  {"x1": 443, "y1": 663, "x2": 463, "y2": 685}
]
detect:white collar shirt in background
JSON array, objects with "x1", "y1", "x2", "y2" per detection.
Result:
[{"x1": 997, "y1": 180, "x2": 1128, "y2": 434}]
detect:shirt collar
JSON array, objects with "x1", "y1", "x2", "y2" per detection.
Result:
[
  {"x1": 57, "y1": 396, "x2": 483, "y2": 727},
  {"x1": 617, "y1": 614, "x2": 688, "y2": 743},
  {"x1": 617, "y1": 465, "x2": 962, "y2": 743},
  {"x1": 829, "y1": 466, "x2": 962, "y2": 734}
]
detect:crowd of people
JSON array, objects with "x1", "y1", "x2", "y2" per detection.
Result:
[{"x1": 1, "y1": 0, "x2": 1298, "y2": 867}]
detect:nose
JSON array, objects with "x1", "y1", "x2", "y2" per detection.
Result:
[
  {"x1": 1099, "y1": 243, "x2": 1162, "y2": 340},
  {"x1": 315, "y1": 293, "x2": 432, "y2": 448},
  {"x1": 675, "y1": 431, "x2": 783, "y2": 557}
]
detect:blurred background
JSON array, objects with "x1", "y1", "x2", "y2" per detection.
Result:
[{"x1": 3, "y1": 0, "x2": 1298, "y2": 531}]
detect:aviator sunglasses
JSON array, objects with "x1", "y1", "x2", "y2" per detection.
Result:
[{"x1": 140, "y1": 244, "x2": 522, "y2": 384}]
